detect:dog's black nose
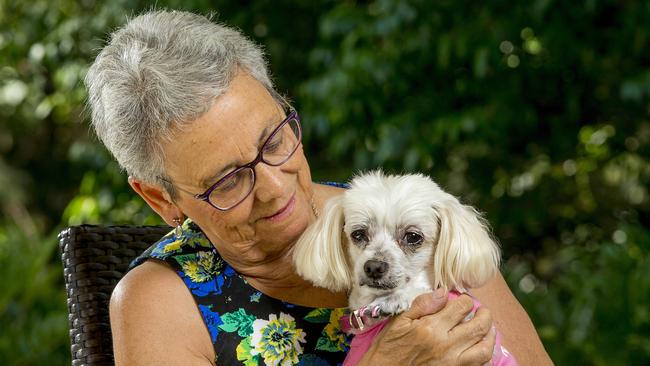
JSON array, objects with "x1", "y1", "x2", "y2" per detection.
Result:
[{"x1": 364, "y1": 260, "x2": 389, "y2": 279}]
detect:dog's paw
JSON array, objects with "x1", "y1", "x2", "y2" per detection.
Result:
[{"x1": 365, "y1": 295, "x2": 411, "y2": 317}]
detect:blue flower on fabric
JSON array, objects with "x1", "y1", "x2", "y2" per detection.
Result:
[
  {"x1": 198, "y1": 304, "x2": 223, "y2": 342},
  {"x1": 223, "y1": 265, "x2": 236, "y2": 277},
  {"x1": 182, "y1": 270, "x2": 226, "y2": 297},
  {"x1": 180, "y1": 255, "x2": 237, "y2": 297},
  {"x1": 150, "y1": 235, "x2": 179, "y2": 259},
  {"x1": 173, "y1": 251, "x2": 225, "y2": 297}
]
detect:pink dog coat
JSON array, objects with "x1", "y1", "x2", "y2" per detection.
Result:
[{"x1": 340, "y1": 290, "x2": 517, "y2": 365}]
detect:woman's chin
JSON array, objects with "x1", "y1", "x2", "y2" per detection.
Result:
[{"x1": 256, "y1": 205, "x2": 310, "y2": 250}]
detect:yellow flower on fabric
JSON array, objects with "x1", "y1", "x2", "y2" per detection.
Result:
[
  {"x1": 180, "y1": 251, "x2": 220, "y2": 283},
  {"x1": 250, "y1": 313, "x2": 306, "y2": 366},
  {"x1": 236, "y1": 336, "x2": 260, "y2": 366},
  {"x1": 161, "y1": 219, "x2": 213, "y2": 254},
  {"x1": 303, "y1": 307, "x2": 350, "y2": 352},
  {"x1": 323, "y1": 308, "x2": 347, "y2": 351},
  {"x1": 163, "y1": 239, "x2": 183, "y2": 253}
]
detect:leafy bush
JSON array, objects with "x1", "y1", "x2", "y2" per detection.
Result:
[
  {"x1": 0, "y1": 223, "x2": 68, "y2": 365},
  {"x1": 295, "y1": 2, "x2": 650, "y2": 363},
  {"x1": 508, "y1": 221, "x2": 650, "y2": 365}
]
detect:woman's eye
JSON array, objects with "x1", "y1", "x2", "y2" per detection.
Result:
[
  {"x1": 404, "y1": 232, "x2": 423, "y2": 245},
  {"x1": 351, "y1": 229, "x2": 368, "y2": 243},
  {"x1": 264, "y1": 135, "x2": 283, "y2": 153},
  {"x1": 215, "y1": 175, "x2": 239, "y2": 193}
]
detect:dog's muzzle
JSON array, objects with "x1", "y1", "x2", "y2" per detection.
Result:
[{"x1": 363, "y1": 259, "x2": 389, "y2": 279}]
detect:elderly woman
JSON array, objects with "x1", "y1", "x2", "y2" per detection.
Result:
[{"x1": 85, "y1": 10, "x2": 551, "y2": 366}]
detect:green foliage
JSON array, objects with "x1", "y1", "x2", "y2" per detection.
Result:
[
  {"x1": 0, "y1": 224, "x2": 68, "y2": 365},
  {"x1": 294, "y1": 5, "x2": 650, "y2": 364},
  {"x1": 508, "y1": 221, "x2": 650, "y2": 365},
  {"x1": 0, "y1": 0, "x2": 648, "y2": 364}
]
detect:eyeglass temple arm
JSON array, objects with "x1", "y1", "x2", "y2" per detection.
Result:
[{"x1": 157, "y1": 176, "x2": 203, "y2": 199}]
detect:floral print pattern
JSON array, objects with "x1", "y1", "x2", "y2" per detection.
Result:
[
  {"x1": 178, "y1": 251, "x2": 222, "y2": 282},
  {"x1": 250, "y1": 313, "x2": 306, "y2": 366},
  {"x1": 130, "y1": 208, "x2": 351, "y2": 366}
]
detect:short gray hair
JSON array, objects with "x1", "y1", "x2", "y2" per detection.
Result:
[{"x1": 85, "y1": 10, "x2": 278, "y2": 195}]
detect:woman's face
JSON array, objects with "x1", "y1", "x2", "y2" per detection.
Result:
[{"x1": 161, "y1": 71, "x2": 315, "y2": 266}]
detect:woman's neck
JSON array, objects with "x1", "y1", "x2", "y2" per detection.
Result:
[
  {"x1": 213, "y1": 182, "x2": 349, "y2": 308},
  {"x1": 229, "y1": 252, "x2": 349, "y2": 308}
]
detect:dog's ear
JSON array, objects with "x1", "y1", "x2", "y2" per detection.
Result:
[
  {"x1": 432, "y1": 193, "x2": 500, "y2": 292},
  {"x1": 292, "y1": 195, "x2": 352, "y2": 292}
]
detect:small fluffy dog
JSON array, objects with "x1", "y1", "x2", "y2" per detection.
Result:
[{"x1": 292, "y1": 171, "x2": 516, "y2": 365}]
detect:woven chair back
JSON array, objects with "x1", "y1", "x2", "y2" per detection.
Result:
[{"x1": 59, "y1": 225, "x2": 169, "y2": 366}]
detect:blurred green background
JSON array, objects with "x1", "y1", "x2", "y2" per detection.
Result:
[{"x1": 1, "y1": 0, "x2": 648, "y2": 364}]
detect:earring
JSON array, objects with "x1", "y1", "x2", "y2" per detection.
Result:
[{"x1": 173, "y1": 217, "x2": 183, "y2": 237}]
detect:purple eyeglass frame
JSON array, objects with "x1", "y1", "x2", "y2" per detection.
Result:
[{"x1": 165, "y1": 108, "x2": 302, "y2": 211}]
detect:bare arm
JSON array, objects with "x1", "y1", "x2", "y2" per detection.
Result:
[
  {"x1": 471, "y1": 272, "x2": 553, "y2": 365},
  {"x1": 110, "y1": 260, "x2": 215, "y2": 365}
]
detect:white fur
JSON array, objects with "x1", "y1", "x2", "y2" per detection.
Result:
[
  {"x1": 292, "y1": 195, "x2": 352, "y2": 291},
  {"x1": 292, "y1": 171, "x2": 501, "y2": 313}
]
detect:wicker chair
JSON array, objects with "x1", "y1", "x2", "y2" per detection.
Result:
[{"x1": 58, "y1": 225, "x2": 170, "y2": 366}]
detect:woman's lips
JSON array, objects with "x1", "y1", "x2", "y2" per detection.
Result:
[{"x1": 262, "y1": 194, "x2": 296, "y2": 222}]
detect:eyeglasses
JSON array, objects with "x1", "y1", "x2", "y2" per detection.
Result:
[{"x1": 162, "y1": 107, "x2": 302, "y2": 211}]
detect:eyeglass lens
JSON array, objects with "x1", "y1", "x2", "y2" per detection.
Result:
[{"x1": 209, "y1": 117, "x2": 301, "y2": 209}]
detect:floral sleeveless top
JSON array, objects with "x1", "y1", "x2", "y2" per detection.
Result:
[{"x1": 130, "y1": 184, "x2": 351, "y2": 366}]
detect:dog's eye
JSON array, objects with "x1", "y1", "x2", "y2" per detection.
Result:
[
  {"x1": 351, "y1": 229, "x2": 368, "y2": 243},
  {"x1": 404, "y1": 232, "x2": 423, "y2": 245}
]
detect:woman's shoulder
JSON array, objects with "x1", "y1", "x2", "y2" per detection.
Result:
[
  {"x1": 110, "y1": 260, "x2": 216, "y2": 364},
  {"x1": 112, "y1": 220, "x2": 219, "y2": 363},
  {"x1": 112, "y1": 259, "x2": 193, "y2": 315}
]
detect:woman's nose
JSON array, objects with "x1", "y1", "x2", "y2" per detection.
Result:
[{"x1": 252, "y1": 163, "x2": 285, "y2": 203}]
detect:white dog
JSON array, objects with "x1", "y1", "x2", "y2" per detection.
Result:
[{"x1": 292, "y1": 171, "x2": 516, "y2": 365}]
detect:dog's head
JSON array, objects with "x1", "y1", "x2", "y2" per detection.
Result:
[{"x1": 292, "y1": 171, "x2": 500, "y2": 295}]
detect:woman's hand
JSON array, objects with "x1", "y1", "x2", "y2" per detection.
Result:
[{"x1": 359, "y1": 289, "x2": 496, "y2": 365}]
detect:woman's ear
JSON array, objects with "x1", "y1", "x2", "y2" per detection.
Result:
[
  {"x1": 292, "y1": 195, "x2": 352, "y2": 292},
  {"x1": 432, "y1": 193, "x2": 501, "y2": 292},
  {"x1": 128, "y1": 176, "x2": 183, "y2": 226}
]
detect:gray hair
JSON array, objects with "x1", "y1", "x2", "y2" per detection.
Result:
[{"x1": 84, "y1": 10, "x2": 278, "y2": 197}]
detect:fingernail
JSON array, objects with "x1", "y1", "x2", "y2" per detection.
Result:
[
  {"x1": 433, "y1": 288, "x2": 446, "y2": 299},
  {"x1": 491, "y1": 325, "x2": 496, "y2": 334}
]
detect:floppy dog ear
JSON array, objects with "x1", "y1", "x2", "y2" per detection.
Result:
[
  {"x1": 292, "y1": 195, "x2": 352, "y2": 292},
  {"x1": 432, "y1": 194, "x2": 501, "y2": 292}
]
